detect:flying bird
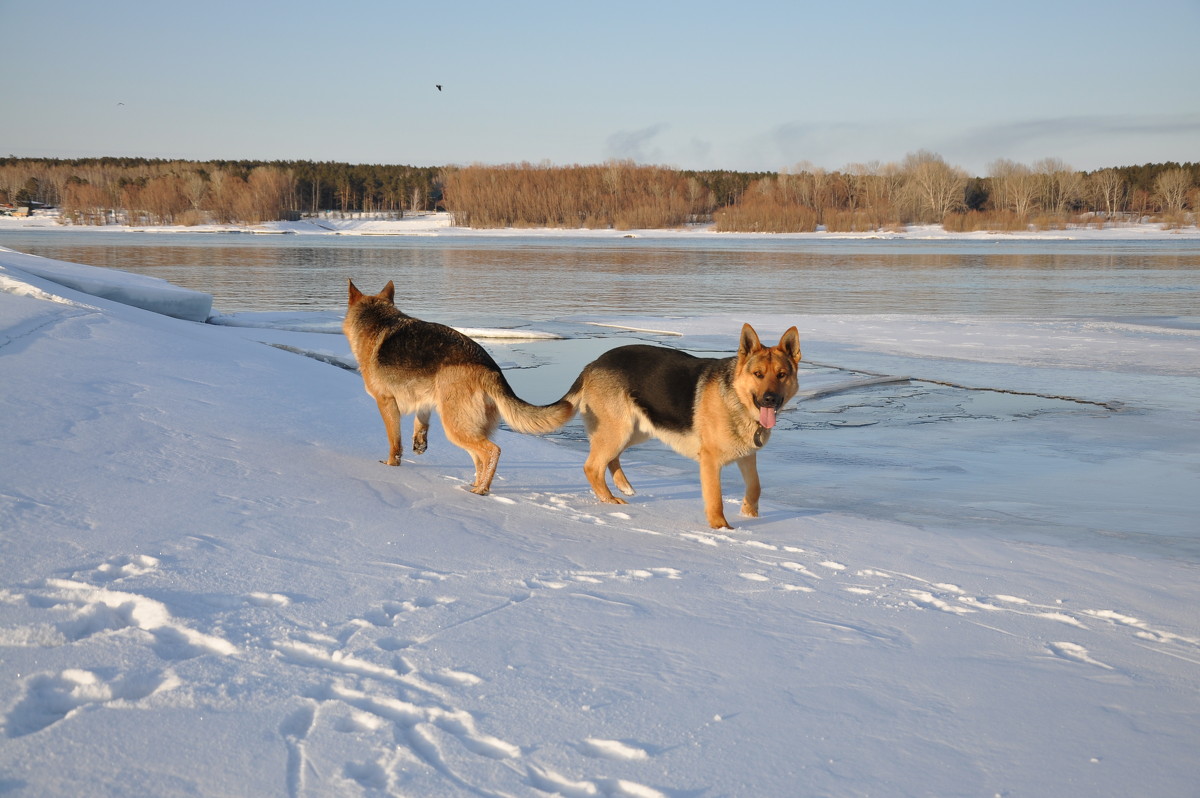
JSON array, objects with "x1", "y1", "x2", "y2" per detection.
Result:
[{"x1": 435, "y1": 84, "x2": 442, "y2": 91}]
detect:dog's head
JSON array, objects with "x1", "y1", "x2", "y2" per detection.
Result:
[
  {"x1": 736, "y1": 323, "x2": 801, "y2": 429},
  {"x1": 347, "y1": 279, "x2": 395, "y2": 308}
]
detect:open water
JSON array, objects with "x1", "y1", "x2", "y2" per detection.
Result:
[{"x1": 1, "y1": 230, "x2": 1198, "y2": 324}]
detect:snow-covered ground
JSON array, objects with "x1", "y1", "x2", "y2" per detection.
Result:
[{"x1": 2, "y1": 241, "x2": 1199, "y2": 797}]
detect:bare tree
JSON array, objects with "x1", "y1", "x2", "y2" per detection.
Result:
[
  {"x1": 245, "y1": 166, "x2": 296, "y2": 222},
  {"x1": 843, "y1": 162, "x2": 871, "y2": 212},
  {"x1": 902, "y1": 151, "x2": 967, "y2": 222},
  {"x1": 1154, "y1": 168, "x2": 1192, "y2": 215},
  {"x1": 205, "y1": 170, "x2": 239, "y2": 223},
  {"x1": 1087, "y1": 169, "x2": 1127, "y2": 217},
  {"x1": 183, "y1": 172, "x2": 208, "y2": 213},
  {"x1": 136, "y1": 175, "x2": 190, "y2": 223},
  {"x1": 988, "y1": 159, "x2": 1039, "y2": 219},
  {"x1": 1034, "y1": 158, "x2": 1082, "y2": 215},
  {"x1": 685, "y1": 176, "x2": 713, "y2": 221},
  {"x1": 62, "y1": 181, "x2": 115, "y2": 225}
]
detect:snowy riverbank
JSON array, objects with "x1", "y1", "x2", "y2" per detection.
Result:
[
  {"x1": 4, "y1": 209, "x2": 1200, "y2": 241},
  {"x1": 2, "y1": 246, "x2": 1198, "y2": 796}
]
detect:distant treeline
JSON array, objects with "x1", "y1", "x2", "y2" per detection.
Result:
[
  {"x1": 0, "y1": 158, "x2": 442, "y2": 225},
  {"x1": 439, "y1": 162, "x2": 768, "y2": 229},
  {"x1": 1, "y1": 154, "x2": 1196, "y2": 231}
]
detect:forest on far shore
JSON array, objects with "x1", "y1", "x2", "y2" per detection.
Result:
[{"x1": 1, "y1": 154, "x2": 1197, "y2": 232}]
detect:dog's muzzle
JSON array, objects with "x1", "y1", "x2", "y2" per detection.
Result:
[{"x1": 756, "y1": 392, "x2": 783, "y2": 430}]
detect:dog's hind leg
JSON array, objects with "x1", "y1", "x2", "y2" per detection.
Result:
[
  {"x1": 447, "y1": 433, "x2": 500, "y2": 495},
  {"x1": 582, "y1": 412, "x2": 634, "y2": 505},
  {"x1": 442, "y1": 424, "x2": 501, "y2": 494},
  {"x1": 375, "y1": 395, "x2": 404, "y2": 466},
  {"x1": 412, "y1": 407, "x2": 430, "y2": 455},
  {"x1": 585, "y1": 451, "x2": 627, "y2": 504},
  {"x1": 471, "y1": 441, "x2": 502, "y2": 495},
  {"x1": 609, "y1": 456, "x2": 635, "y2": 497},
  {"x1": 440, "y1": 389, "x2": 502, "y2": 495}
]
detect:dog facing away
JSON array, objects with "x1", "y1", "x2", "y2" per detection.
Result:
[
  {"x1": 343, "y1": 279, "x2": 574, "y2": 495},
  {"x1": 563, "y1": 323, "x2": 801, "y2": 529}
]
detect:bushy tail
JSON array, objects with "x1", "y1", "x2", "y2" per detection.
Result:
[{"x1": 486, "y1": 372, "x2": 579, "y2": 435}]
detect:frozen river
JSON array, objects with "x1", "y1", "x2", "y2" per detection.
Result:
[
  {"x1": 4, "y1": 230, "x2": 1196, "y2": 557},
  {"x1": 1, "y1": 230, "x2": 1197, "y2": 321}
]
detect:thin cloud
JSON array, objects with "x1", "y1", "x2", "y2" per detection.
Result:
[
  {"x1": 739, "y1": 120, "x2": 909, "y2": 172},
  {"x1": 604, "y1": 124, "x2": 669, "y2": 163},
  {"x1": 947, "y1": 113, "x2": 1200, "y2": 164}
]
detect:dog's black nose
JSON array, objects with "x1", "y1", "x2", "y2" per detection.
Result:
[{"x1": 761, "y1": 392, "x2": 782, "y2": 408}]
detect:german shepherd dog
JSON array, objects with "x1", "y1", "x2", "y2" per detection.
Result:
[
  {"x1": 343, "y1": 280, "x2": 574, "y2": 495},
  {"x1": 564, "y1": 324, "x2": 801, "y2": 529}
]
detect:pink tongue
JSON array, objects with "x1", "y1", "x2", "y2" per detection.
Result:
[{"x1": 759, "y1": 406, "x2": 777, "y2": 429}]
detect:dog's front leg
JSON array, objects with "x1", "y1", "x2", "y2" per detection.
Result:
[
  {"x1": 736, "y1": 453, "x2": 761, "y2": 518},
  {"x1": 699, "y1": 449, "x2": 731, "y2": 529},
  {"x1": 375, "y1": 395, "x2": 403, "y2": 466}
]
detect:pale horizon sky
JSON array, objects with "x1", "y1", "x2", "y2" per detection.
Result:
[{"x1": 3, "y1": 0, "x2": 1198, "y2": 176}]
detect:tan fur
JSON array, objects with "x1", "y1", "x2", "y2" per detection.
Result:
[
  {"x1": 564, "y1": 323, "x2": 801, "y2": 529},
  {"x1": 343, "y1": 279, "x2": 573, "y2": 495}
]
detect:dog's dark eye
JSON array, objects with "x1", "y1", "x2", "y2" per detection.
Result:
[
  {"x1": 754, "y1": 371, "x2": 765, "y2": 379},
  {"x1": 778, "y1": 371, "x2": 787, "y2": 380}
]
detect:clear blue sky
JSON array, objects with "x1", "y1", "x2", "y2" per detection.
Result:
[{"x1": 3, "y1": 0, "x2": 1197, "y2": 176}]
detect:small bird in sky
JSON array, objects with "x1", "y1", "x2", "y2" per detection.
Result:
[{"x1": 435, "y1": 84, "x2": 442, "y2": 91}]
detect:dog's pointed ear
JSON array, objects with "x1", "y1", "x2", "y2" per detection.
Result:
[
  {"x1": 382, "y1": 280, "x2": 396, "y2": 304},
  {"x1": 779, "y1": 326, "x2": 802, "y2": 364},
  {"x1": 347, "y1": 278, "x2": 363, "y2": 305},
  {"x1": 738, "y1": 323, "x2": 762, "y2": 358}
]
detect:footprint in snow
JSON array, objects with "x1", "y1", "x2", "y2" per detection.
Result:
[
  {"x1": 23, "y1": 578, "x2": 238, "y2": 659},
  {"x1": 1048, "y1": 642, "x2": 1114, "y2": 671},
  {"x1": 1083, "y1": 609, "x2": 1200, "y2": 647},
  {"x1": 246, "y1": 591, "x2": 290, "y2": 608},
  {"x1": 904, "y1": 589, "x2": 977, "y2": 616},
  {"x1": 739, "y1": 572, "x2": 771, "y2": 582},
  {"x1": 579, "y1": 738, "x2": 651, "y2": 760},
  {"x1": 526, "y1": 764, "x2": 667, "y2": 798},
  {"x1": 89, "y1": 553, "x2": 161, "y2": 582},
  {"x1": 4, "y1": 667, "x2": 177, "y2": 738},
  {"x1": 426, "y1": 668, "x2": 484, "y2": 688}
]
